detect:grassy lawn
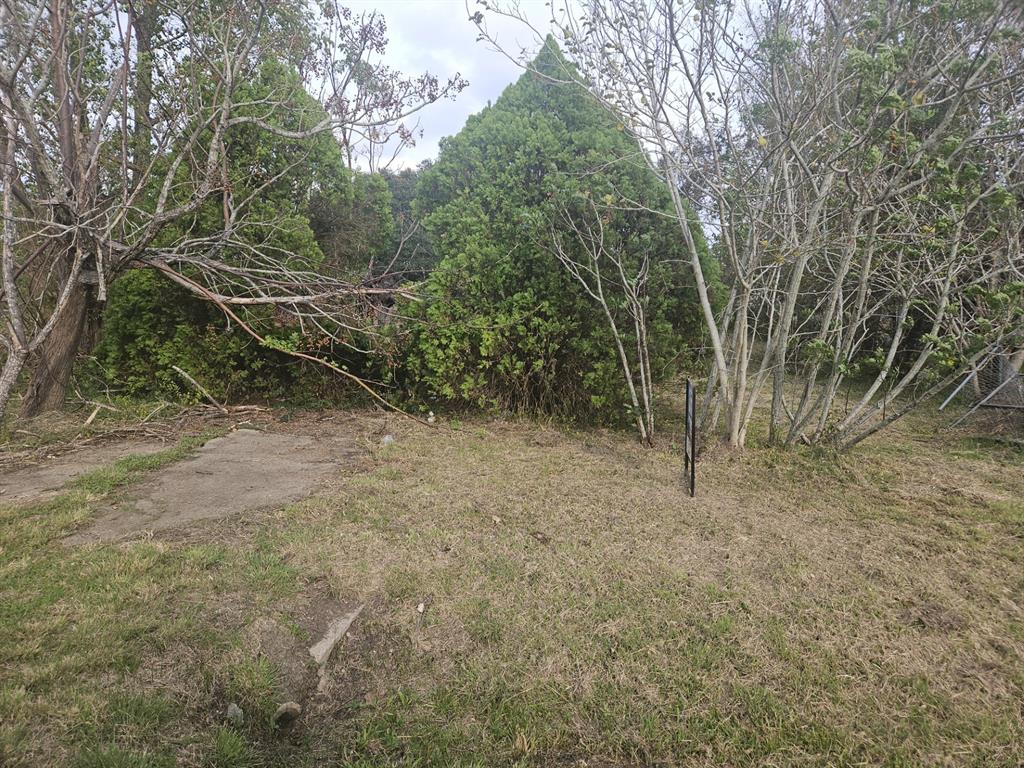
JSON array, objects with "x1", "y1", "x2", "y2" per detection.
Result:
[{"x1": 1, "y1": 409, "x2": 1022, "y2": 766}]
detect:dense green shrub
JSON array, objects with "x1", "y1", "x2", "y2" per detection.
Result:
[
  {"x1": 94, "y1": 47, "x2": 719, "y2": 417},
  {"x1": 401, "y1": 39, "x2": 718, "y2": 422},
  {"x1": 94, "y1": 270, "x2": 305, "y2": 402},
  {"x1": 93, "y1": 60, "x2": 396, "y2": 404}
]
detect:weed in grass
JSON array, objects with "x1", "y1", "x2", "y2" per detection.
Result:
[
  {"x1": 182, "y1": 543, "x2": 229, "y2": 570},
  {"x1": 70, "y1": 744, "x2": 175, "y2": 768},
  {"x1": 463, "y1": 598, "x2": 502, "y2": 645},
  {"x1": 223, "y1": 657, "x2": 280, "y2": 725},
  {"x1": 244, "y1": 539, "x2": 300, "y2": 600},
  {"x1": 94, "y1": 692, "x2": 180, "y2": 744},
  {"x1": 204, "y1": 727, "x2": 257, "y2": 768},
  {"x1": 382, "y1": 567, "x2": 420, "y2": 603}
]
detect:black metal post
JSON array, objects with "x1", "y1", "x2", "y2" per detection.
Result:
[
  {"x1": 683, "y1": 379, "x2": 691, "y2": 479},
  {"x1": 689, "y1": 382, "x2": 696, "y2": 498},
  {"x1": 684, "y1": 378, "x2": 696, "y2": 497}
]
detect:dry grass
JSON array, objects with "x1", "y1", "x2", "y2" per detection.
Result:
[{"x1": 1, "y1": 405, "x2": 1022, "y2": 766}]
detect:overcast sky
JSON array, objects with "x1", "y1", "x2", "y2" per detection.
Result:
[{"x1": 344, "y1": 0, "x2": 554, "y2": 168}]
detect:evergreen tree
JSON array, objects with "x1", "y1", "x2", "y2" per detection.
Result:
[{"x1": 406, "y1": 38, "x2": 717, "y2": 423}]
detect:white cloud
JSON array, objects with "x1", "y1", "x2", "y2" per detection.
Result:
[{"x1": 343, "y1": 0, "x2": 553, "y2": 167}]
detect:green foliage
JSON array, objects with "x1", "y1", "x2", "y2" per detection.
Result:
[
  {"x1": 94, "y1": 271, "x2": 303, "y2": 402},
  {"x1": 137, "y1": 58, "x2": 343, "y2": 268},
  {"x1": 71, "y1": 746, "x2": 174, "y2": 768},
  {"x1": 403, "y1": 39, "x2": 714, "y2": 422},
  {"x1": 311, "y1": 169, "x2": 397, "y2": 275},
  {"x1": 382, "y1": 164, "x2": 440, "y2": 275},
  {"x1": 205, "y1": 728, "x2": 257, "y2": 768},
  {"x1": 96, "y1": 59, "x2": 397, "y2": 403}
]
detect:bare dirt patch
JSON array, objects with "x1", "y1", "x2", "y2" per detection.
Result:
[
  {"x1": 0, "y1": 441, "x2": 168, "y2": 504},
  {"x1": 66, "y1": 427, "x2": 362, "y2": 543},
  {"x1": 240, "y1": 591, "x2": 367, "y2": 702}
]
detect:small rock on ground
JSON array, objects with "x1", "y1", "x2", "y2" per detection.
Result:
[
  {"x1": 273, "y1": 701, "x2": 302, "y2": 727},
  {"x1": 226, "y1": 702, "x2": 244, "y2": 727},
  {"x1": 308, "y1": 604, "x2": 364, "y2": 667}
]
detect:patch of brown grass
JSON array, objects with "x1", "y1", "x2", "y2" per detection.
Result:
[
  {"x1": 268, "y1": 412, "x2": 1024, "y2": 765},
  {"x1": 2, "y1": 405, "x2": 1022, "y2": 766}
]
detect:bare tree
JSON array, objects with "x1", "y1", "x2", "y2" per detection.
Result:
[
  {"x1": 0, "y1": 0, "x2": 465, "y2": 421},
  {"x1": 474, "y1": 0, "x2": 1024, "y2": 449},
  {"x1": 545, "y1": 193, "x2": 657, "y2": 445}
]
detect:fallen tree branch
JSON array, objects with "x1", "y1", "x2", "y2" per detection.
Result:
[
  {"x1": 145, "y1": 260, "x2": 432, "y2": 427},
  {"x1": 172, "y1": 366, "x2": 228, "y2": 414}
]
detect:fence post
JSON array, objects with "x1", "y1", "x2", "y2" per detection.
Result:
[{"x1": 684, "y1": 378, "x2": 696, "y2": 497}]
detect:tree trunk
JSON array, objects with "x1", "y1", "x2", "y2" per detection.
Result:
[
  {"x1": 19, "y1": 282, "x2": 89, "y2": 417},
  {"x1": 769, "y1": 364, "x2": 785, "y2": 444},
  {"x1": 1004, "y1": 348, "x2": 1024, "y2": 381},
  {"x1": 0, "y1": 348, "x2": 28, "y2": 422},
  {"x1": 132, "y1": 1, "x2": 157, "y2": 182}
]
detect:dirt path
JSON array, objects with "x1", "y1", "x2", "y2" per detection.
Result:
[
  {"x1": 0, "y1": 441, "x2": 168, "y2": 503},
  {"x1": 63, "y1": 428, "x2": 363, "y2": 543}
]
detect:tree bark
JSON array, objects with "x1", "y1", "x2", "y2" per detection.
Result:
[
  {"x1": 1004, "y1": 348, "x2": 1024, "y2": 381},
  {"x1": 0, "y1": 348, "x2": 28, "y2": 422},
  {"x1": 132, "y1": 1, "x2": 157, "y2": 182},
  {"x1": 19, "y1": 281, "x2": 89, "y2": 417}
]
